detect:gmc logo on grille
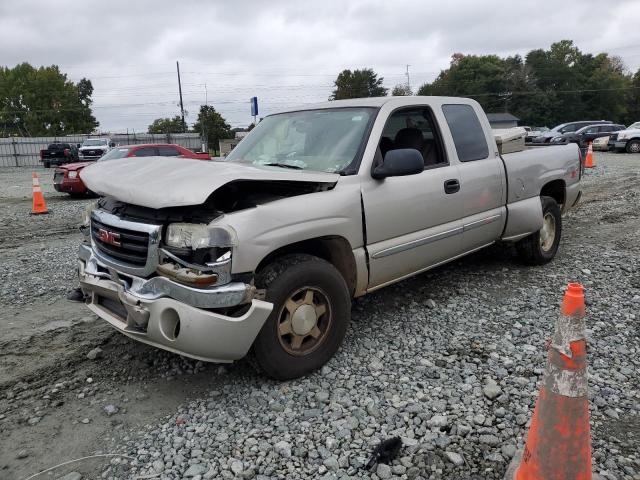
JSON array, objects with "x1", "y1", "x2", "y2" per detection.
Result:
[{"x1": 98, "y1": 228, "x2": 121, "y2": 247}]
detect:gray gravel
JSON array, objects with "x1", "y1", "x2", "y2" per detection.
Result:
[{"x1": 98, "y1": 155, "x2": 638, "y2": 480}]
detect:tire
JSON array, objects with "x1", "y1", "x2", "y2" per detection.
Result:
[
  {"x1": 625, "y1": 139, "x2": 640, "y2": 154},
  {"x1": 516, "y1": 196, "x2": 562, "y2": 265},
  {"x1": 43, "y1": 161, "x2": 50, "y2": 168},
  {"x1": 253, "y1": 254, "x2": 351, "y2": 380}
]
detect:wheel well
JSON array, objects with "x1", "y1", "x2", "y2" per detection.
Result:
[
  {"x1": 255, "y1": 237, "x2": 357, "y2": 295},
  {"x1": 540, "y1": 179, "x2": 565, "y2": 207}
]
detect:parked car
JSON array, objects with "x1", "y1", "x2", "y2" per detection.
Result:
[
  {"x1": 53, "y1": 144, "x2": 211, "y2": 197},
  {"x1": 551, "y1": 123, "x2": 625, "y2": 148},
  {"x1": 77, "y1": 96, "x2": 582, "y2": 379},
  {"x1": 592, "y1": 136, "x2": 610, "y2": 151},
  {"x1": 532, "y1": 120, "x2": 612, "y2": 143},
  {"x1": 610, "y1": 122, "x2": 640, "y2": 153},
  {"x1": 522, "y1": 126, "x2": 549, "y2": 143},
  {"x1": 79, "y1": 138, "x2": 114, "y2": 160},
  {"x1": 40, "y1": 142, "x2": 79, "y2": 168}
]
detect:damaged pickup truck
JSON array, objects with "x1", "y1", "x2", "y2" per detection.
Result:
[{"x1": 77, "y1": 96, "x2": 582, "y2": 379}]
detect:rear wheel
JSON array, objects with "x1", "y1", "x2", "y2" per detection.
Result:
[
  {"x1": 516, "y1": 196, "x2": 562, "y2": 265},
  {"x1": 253, "y1": 254, "x2": 351, "y2": 380},
  {"x1": 626, "y1": 139, "x2": 640, "y2": 154}
]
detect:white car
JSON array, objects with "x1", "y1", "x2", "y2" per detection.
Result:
[
  {"x1": 592, "y1": 136, "x2": 610, "y2": 151},
  {"x1": 611, "y1": 122, "x2": 640, "y2": 153},
  {"x1": 79, "y1": 138, "x2": 114, "y2": 160}
]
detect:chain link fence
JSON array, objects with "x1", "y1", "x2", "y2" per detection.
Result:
[{"x1": 0, "y1": 133, "x2": 205, "y2": 167}]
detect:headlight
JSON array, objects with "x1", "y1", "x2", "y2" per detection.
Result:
[
  {"x1": 81, "y1": 201, "x2": 98, "y2": 227},
  {"x1": 165, "y1": 223, "x2": 237, "y2": 249},
  {"x1": 68, "y1": 170, "x2": 78, "y2": 178}
]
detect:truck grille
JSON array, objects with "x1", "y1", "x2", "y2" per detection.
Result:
[{"x1": 91, "y1": 216, "x2": 150, "y2": 267}]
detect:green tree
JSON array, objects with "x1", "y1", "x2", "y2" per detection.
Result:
[
  {"x1": 625, "y1": 68, "x2": 640, "y2": 124},
  {"x1": 192, "y1": 105, "x2": 232, "y2": 154},
  {"x1": 392, "y1": 84, "x2": 412, "y2": 96},
  {"x1": 147, "y1": 115, "x2": 185, "y2": 134},
  {"x1": 0, "y1": 63, "x2": 98, "y2": 136},
  {"x1": 417, "y1": 41, "x2": 633, "y2": 127},
  {"x1": 329, "y1": 68, "x2": 388, "y2": 100}
]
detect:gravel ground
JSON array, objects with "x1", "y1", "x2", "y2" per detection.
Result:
[{"x1": 1, "y1": 155, "x2": 639, "y2": 480}]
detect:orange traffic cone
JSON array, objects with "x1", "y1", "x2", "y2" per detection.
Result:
[
  {"x1": 505, "y1": 283, "x2": 592, "y2": 480},
  {"x1": 585, "y1": 142, "x2": 595, "y2": 169},
  {"x1": 31, "y1": 172, "x2": 49, "y2": 214}
]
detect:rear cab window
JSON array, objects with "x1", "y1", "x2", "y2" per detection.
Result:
[{"x1": 441, "y1": 104, "x2": 489, "y2": 162}]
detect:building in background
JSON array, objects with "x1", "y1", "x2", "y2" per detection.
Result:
[
  {"x1": 486, "y1": 113, "x2": 520, "y2": 129},
  {"x1": 219, "y1": 131, "x2": 248, "y2": 156}
]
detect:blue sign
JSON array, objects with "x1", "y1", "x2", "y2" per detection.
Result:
[{"x1": 250, "y1": 97, "x2": 258, "y2": 117}]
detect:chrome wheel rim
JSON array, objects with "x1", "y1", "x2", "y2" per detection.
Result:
[
  {"x1": 277, "y1": 287, "x2": 332, "y2": 356},
  {"x1": 540, "y1": 213, "x2": 556, "y2": 252},
  {"x1": 630, "y1": 142, "x2": 640, "y2": 153}
]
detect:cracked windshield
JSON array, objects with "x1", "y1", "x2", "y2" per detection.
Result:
[{"x1": 226, "y1": 108, "x2": 374, "y2": 173}]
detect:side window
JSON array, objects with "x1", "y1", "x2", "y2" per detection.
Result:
[
  {"x1": 378, "y1": 107, "x2": 447, "y2": 167},
  {"x1": 133, "y1": 147, "x2": 158, "y2": 157},
  {"x1": 442, "y1": 104, "x2": 489, "y2": 162},
  {"x1": 585, "y1": 127, "x2": 598, "y2": 134},
  {"x1": 157, "y1": 146, "x2": 180, "y2": 156}
]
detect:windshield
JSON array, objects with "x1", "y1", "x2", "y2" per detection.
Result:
[
  {"x1": 98, "y1": 147, "x2": 130, "y2": 161},
  {"x1": 82, "y1": 139, "x2": 108, "y2": 146},
  {"x1": 225, "y1": 107, "x2": 375, "y2": 173}
]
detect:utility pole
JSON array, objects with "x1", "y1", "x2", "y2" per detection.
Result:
[
  {"x1": 405, "y1": 64, "x2": 411, "y2": 93},
  {"x1": 176, "y1": 61, "x2": 186, "y2": 133},
  {"x1": 201, "y1": 84, "x2": 207, "y2": 153}
]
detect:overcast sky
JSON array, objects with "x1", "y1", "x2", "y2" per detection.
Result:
[{"x1": 2, "y1": 0, "x2": 640, "y2": 132}]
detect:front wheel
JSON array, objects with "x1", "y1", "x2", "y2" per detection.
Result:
[
  {"x1": 253, "y1": 254, "x2": 351, "y2": 380},
  {"x1": 626, "y1": 139, "x2": 640, "y2": 154},
  {"x1": 516, "y1": 196, "x2": 562, "y2": 265}
]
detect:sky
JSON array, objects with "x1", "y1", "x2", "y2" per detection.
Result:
[{"x1": 2, "y1": 0, "x2": 640, "y2": 132}]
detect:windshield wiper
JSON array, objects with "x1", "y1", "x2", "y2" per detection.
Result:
[{"x1": 264, "y1": 162, "x2": 303, "y2": 170}]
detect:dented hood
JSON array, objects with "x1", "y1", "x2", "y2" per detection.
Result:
[{"x1": 80, "y1": 156, "x2": 340, "y2": 208}]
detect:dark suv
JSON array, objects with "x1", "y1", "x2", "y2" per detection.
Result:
[
  {"x1": 553, "y1": 123, "x2": 625, "y2": 148},
  {"x1": 532, "y1": 120, "x2": 612, "y2": 143}
]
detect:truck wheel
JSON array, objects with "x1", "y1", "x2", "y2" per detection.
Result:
[
  {"x1": 516, "y1": 196, "x2": 562, "y2": 265},
  {"x1": 253, "y1": 254, "x2": 351, "y2": 380},
  {"x1": 626, "y1": 139, "x2": 640, "y2": 154}
]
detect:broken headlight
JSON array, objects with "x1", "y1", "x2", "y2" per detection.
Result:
[{"x1": 165, "y1": 223, "x2": 237, "y2": 250}]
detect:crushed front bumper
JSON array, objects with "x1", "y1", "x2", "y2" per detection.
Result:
[{"x1": 78, "y1": 244, "x2": 273, "y2": 363}]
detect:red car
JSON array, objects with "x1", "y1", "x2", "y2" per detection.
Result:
[{"x1": 53, "y1": 144, "x2": 211, "y2": 196}]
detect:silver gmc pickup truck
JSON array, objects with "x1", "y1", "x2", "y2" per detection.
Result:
[{"x1": 78, "y1": 96, "x2": 582, "y2": 379}]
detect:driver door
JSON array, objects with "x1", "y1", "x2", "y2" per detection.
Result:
[{"x1": 361, "y1": 107, "x2": 464, "y2": 289}]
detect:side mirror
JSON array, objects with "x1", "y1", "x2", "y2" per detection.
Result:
[
  {"x1": 110, "y1": 142, "x2": 116, "y2": 147},
  {"x1": 372, "y1": 149, "x2": 424, "y2": 179}
]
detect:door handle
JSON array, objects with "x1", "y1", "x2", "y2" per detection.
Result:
[{"x1": 444, "y1": 179, "x2": 460, "y2": 194}]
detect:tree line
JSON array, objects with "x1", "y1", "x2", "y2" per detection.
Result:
[
  {"x1": 2, "y1": 40, "x2": 638, "y2": 140},
  {"x1": 330, "y1": 40, "x2": 640, "y2": 127}
]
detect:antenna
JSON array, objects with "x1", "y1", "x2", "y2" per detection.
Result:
[{"x1": 405, "y1": 64, "x2": 411, "y2": 92}]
